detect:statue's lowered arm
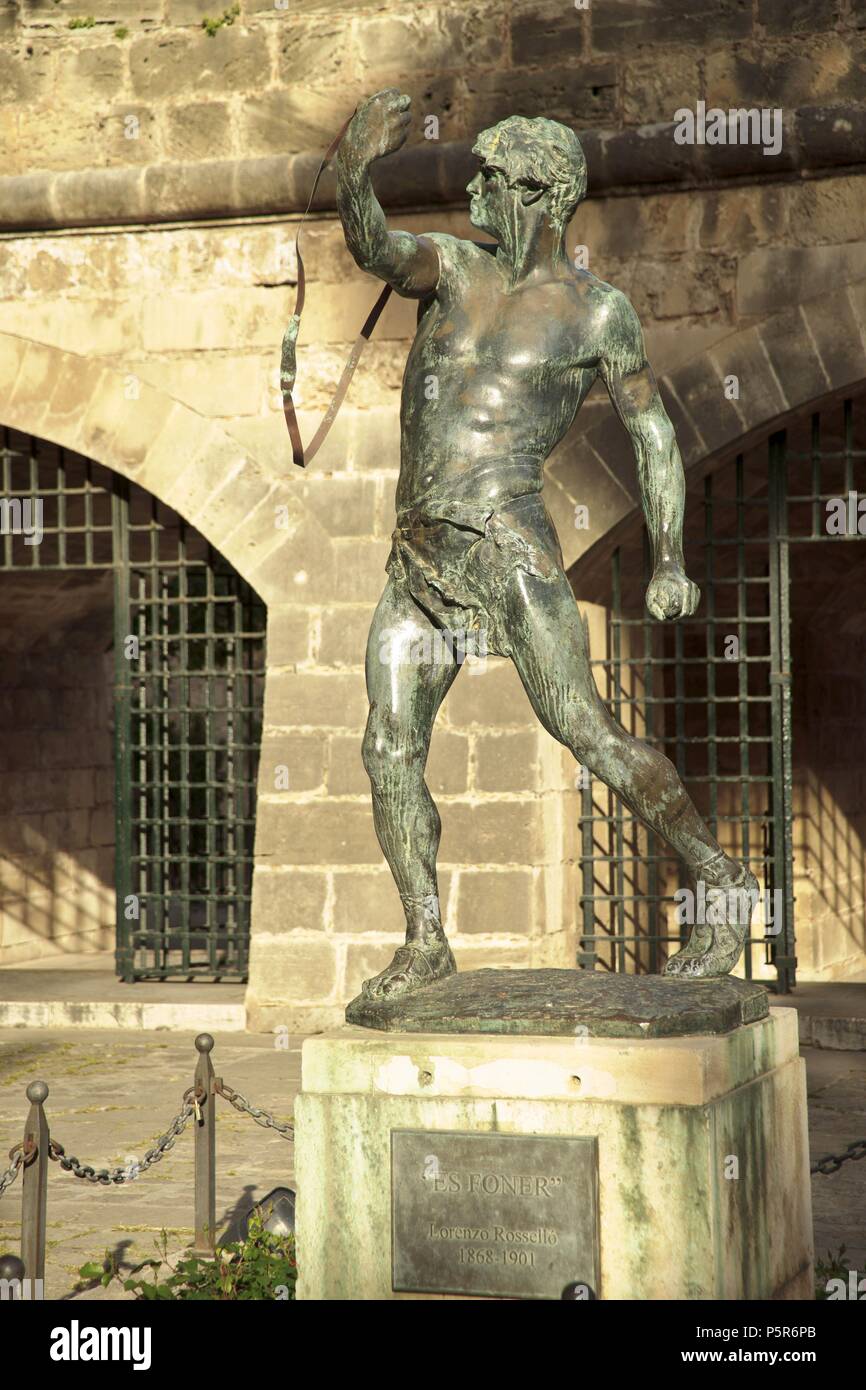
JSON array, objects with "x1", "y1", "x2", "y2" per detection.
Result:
[{"x1": 599, "y1": 292, "x2": 701, "y2": 622}]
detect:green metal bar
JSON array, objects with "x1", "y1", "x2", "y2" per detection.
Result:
[
  {"x1": 810, "y1": 414, "x2": 821, "y2": 539},
  {"x1": 671, "y1": 573, "x2": 687, "y2": 951},
  {"x1": 843, "y1": 398, "x2": 854, "y2": 497},
  {"x1": 735, "y1": 456, "x2": 753, "y2": 979},
  {"x1": 57, "y1": 449, "x2": 67, "y2": 568},
  {"x1": 642, "y1": 528, "x2": 659, "y2": 974},
  {"x1": 767, "y1": 430, "x2": 795, "y2": 992},
  {"x1": 227, "y1": 581, "x2": 242, "y2": 972},
  {"x1": 160, "y1": 564, "x2": 184, "y2": 976},
  {"x1": 112, "y1": 476, "x2": 134, "y2": 983},
  {"x1": 134, "y1": 572, "x2": 150, "y2": 972},
  {"x1": 179, "y1": 523, "x2": 191, "y2": 976},
  {"x1": 205, "y1": 552, "x2": 217, "y2": 974},
  {"x1": 28, "y1": 439, "x2": 40, "y2": 570},
  {"x1": 704, "y1": 474, "x2": 718, "y2": 839},
  {"x1": 611, "y1": 549, "x2": 626, "y2": 972},
  {"x1": 776, "y1": 433, "x2": 795, "y2": 989},
  {"x1": 84, "y1": 459, "x2": 94, "y2": 567},
  {"x1": 3, "y1": 434, "x2": 12, "y2": 569},
  {"x1": 579, "y1": 604, "x2": 598, "y2": 971},
  {"x1": 244, "y1": 585, "x2": 263, "y2": 976},
  {"x1": 147, "y1": 497, "x2": 166, "y2": 976}
]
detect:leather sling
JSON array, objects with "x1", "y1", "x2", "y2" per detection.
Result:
[
  {"x1": 281, "y1": 117, "x2": 495, "y2": 470},
  {"x1": 281, "y1": 110, "x2": 392, "y2": 470}
]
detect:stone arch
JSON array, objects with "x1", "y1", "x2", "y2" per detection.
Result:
[
  {"x1": 549, "y1": 273, "x2": 866, "y2": 575},
  {"x1": 0, "y1": 329, "x2": 347, "y2": 1002},
  {"x1": 0, "y1": 329, "x2": 335, "y2": 606}
]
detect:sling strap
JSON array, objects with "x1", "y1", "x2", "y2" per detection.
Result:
[{"x1": 281, "y1": 110, "x2": 393, "y2": 469}]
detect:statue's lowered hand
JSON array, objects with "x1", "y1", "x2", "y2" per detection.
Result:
[
  {"x1": 645, "y1": 562, "x2": 700, "y2": 621},
  {"x1": 343, "y1": 89, "x2": 412, "y2": 166}
]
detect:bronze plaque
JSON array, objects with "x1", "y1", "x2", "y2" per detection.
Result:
[{"x1": 391, "y1": 1129, "x2": 599, "y2": 1299}]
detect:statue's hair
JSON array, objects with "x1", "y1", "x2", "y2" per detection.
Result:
[{"x1": 472, "y1": 116, "x2": 587, "y2": 234}]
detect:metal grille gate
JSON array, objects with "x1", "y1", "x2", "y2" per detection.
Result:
[
  {"x1": 577, "y1": 395, "x2": 866, "y2": 992},
  {"x1": 0, "y1": 428, "x2": 265, "y2": 981}
]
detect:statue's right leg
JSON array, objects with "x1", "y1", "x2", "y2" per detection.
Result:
[{"x1": 357, "y1": 573, "x2": 461, "y2": 1001}]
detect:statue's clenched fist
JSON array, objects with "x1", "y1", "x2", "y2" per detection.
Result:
[
  {"x1": 342, "y1": 89, "x2": 412, "y2": 166},
  {"x1": 645, "y1": 561, "x2": 700, "y2": 621}
]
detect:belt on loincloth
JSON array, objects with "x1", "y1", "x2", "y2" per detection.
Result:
[{"x1": 396, "y1": 457, "x2": 546, "y2": 535}]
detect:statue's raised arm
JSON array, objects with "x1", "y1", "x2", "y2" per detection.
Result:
[{"x1": 336, "y1": 89, "x2": 440, "y2": 298}]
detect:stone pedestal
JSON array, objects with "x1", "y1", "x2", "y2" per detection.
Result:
[{"x1": 295, "y1": 993, "x2": 813, "y2": 1300}]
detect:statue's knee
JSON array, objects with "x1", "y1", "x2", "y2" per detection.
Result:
[
  {"x1": 568, "y1": 715, "x2": 612, "y2": 769},
  {"x1": 361, "y1": 726, "x2": 386, "y2": 784},
  {"x1": 570, "y1": 735, "x2": 596, "y2": 770},
  {"x1": 362, "y1": 725, "x2": 421, "y2": 788}
]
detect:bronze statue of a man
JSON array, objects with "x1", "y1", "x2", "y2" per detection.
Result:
[{"x1": 330, "y1": 89, "x2": 757, "y2": 1000}]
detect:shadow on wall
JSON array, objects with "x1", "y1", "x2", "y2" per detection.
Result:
[
  {"x1": 792, "y1": 546, "x2": 866, "y2": 980},
  {"x1": 0, "y1": 569, "x2": 115, "y2": 965}
]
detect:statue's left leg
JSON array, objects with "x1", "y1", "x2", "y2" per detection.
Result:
[
  {"x1": 356, "y1": 572, "x2": 459, "y2": 1002},
  {"x1": 501, "y1": 563, "x2": 758, "y2": 978}
]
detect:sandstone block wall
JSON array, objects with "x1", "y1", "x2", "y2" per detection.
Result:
[{"x1": 2, "y1": 1, "x2": 864, "y2": 178}]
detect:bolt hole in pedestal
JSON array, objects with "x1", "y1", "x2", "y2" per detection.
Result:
[
  {"x1": 571, "y1": 1076, "x2": 582, "y2": 1092},
  {"x1": 417, "y1": 1069, "x2": 433, "y2": 1087}
]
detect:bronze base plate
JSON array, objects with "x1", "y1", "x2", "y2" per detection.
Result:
[{"x1": 345, "y1": 968, "x2": 770, "y2": 1037}]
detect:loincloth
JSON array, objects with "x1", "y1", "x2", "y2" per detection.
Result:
[{"x1": 386, "y1": 485, "x2": 564, "y2": 660}]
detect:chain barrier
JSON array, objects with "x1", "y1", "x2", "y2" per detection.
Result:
[
  {"x1": 810, "y1": 1137, "x2": 866, "y2": 1176},
  {"x1": 0, "y1": 1035, "x2": 298, "y2": 1286},
  {"x1": 46, "y1": 1088, "x2": 200, "y2": 1186},
  {"x1": 0, "y1": 1146, "x2": 23, "y2": 1199},
  {"x1": 214, "y1": 1080, "x2": 294, "y2": 1139},
  {"x1": 0, "y1": 1064, "x2": 292, "y2": 1207}
]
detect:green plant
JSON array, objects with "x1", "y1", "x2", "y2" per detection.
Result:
[
  {"x1": 116, "y1": 26, "x2": 129, "y2": 40},
  {"x1": 202, "y1": 3, "x2": 240, "y2": 37},
  {"x1": 814, "y1": 1244, "x2": 850, "y2": 1299},
  {"x1": 68, "y1": 16, "x2": 96, "y2": 28},
  {"x1": 78, "y1": 1213, "x2": 296, "y2": 1301}
]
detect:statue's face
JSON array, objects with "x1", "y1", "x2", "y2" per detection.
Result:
[
  {"x1": 467, "y1": 146, "x2": 546, "y2": 244},
  {"x1": 466, "y1": 158, "x2": 514, "y2": 240}
]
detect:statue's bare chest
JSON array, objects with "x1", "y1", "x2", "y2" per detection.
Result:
[{"x1": 417, "y1": 273, "x2": 600, "y2": 381}]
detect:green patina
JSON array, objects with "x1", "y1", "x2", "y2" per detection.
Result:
[
  {"x1": 656, "y1": 1104, "x2": 713, "y2": 1296},
  {"x1": 614, "y1": 1106, "x2": 650, "y2": 1279}
]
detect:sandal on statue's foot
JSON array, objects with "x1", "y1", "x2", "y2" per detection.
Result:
[
  {"x1": 664, "y1": 868, "x2": 759, "y2": 978},
  {"x1": 662, "y1": 853, "x2": 727, "y2": 969},
  {"x1": 360, "y1": 936, "x2": 456, "y2": 1002}
]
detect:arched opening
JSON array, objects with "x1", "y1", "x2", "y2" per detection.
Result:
[
  {"x1": 569, "y1": 392, "x2": 866, "y2": 991},
  {"x1": 0, "y1": 427, "x2": 266, "y2": 981}
]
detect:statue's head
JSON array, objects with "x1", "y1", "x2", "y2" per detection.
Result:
[{"x1": 468, "y1": 116, "x2": 587, "y2": 242}]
